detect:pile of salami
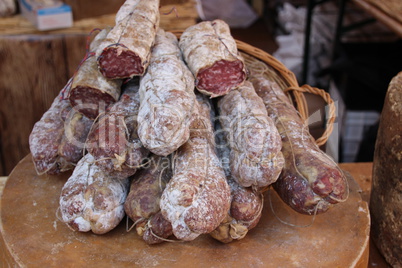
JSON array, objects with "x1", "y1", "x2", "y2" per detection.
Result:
[{"x1": 29, "y1": 0, "x2": 349, "y2": 244}]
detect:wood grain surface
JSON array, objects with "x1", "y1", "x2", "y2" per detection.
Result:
[
  {"x1": 0, "y1": 1, "x2": 198, "y2": 36},
  {"x1": 63, "y1": 0, "x2": 126, "y2": 20},
  {"x1": 0, "y1": 35, "x2": 75, "y2": 175},
  {"x1": 0, "y1": 162, "x2": 390, "y2": 267},
  {"x1": 0, "y1": 155, "x2": 370, "y2": 267},
  {"x1": 339, "y1": 162, "x2": 389, "y2": 268}
]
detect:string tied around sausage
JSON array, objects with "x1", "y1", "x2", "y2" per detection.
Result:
[
  {"x1": 126, "y1": 216, "x2": 146, "y2": 233},
  {"x1": 146, "y1": 216, "x2": 183, "y2": 243}
]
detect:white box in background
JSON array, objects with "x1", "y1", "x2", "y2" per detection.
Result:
[{"x1": 19, "y1": 0, "x2": 73, "y2": 31}]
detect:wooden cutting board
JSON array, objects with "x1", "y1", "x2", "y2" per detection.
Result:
[{"x1": 0, "y1": 155, "x2": 369, "y2": 267}]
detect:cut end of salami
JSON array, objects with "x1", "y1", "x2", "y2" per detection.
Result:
[
  {"x1": 312, "y1": 168, "x2": 349, "y2": 205},
  {"x1": 98, "y1": 46, "x2": 144, "y2": 79},
  {"x1": 197, "y1": 59, "x2": 246, "y2": 97},
  {"x1": 69, "y1": 86, "x2": 117, "y2": 120},
  {"x1": 273, "y1": 174, "x2": 332, "y2": 215}
]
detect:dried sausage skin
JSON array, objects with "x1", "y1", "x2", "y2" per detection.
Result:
[
  {"x1": 160, "y1": 94, "x2": 231, "y2": 241},
  {"x1": 179, "y1": 20, "x2": 246, "y2": 97},
  {"x1": 29, "y1": 90, "x2": 92, "y2": 175},
  {"x1": 218, "y1": 81, "x2": 284, "y2": 190},
  {"x1": 86, "y1": 79, "x2": 149, "y2": 179},
  {"x1": 210, "y1": 129, "x2": 263, "y2": 243},
  {"x1": 138, "y1": 29, "x2": 196, "y2": 156},
  {"x1": 124, "y1": 155, "x2": 173, "y2": 244},
  {"x1": 59, "y1": 154, "x2": 129, "y2": 234},
  {"x1": 250, "y1": 76, "x2": 349, "y2": 215},
  {"x1": 96, "y1": 0, "x2": 160, "y2": 79},
  {"x1": 69, "y1": 28, "x2": 122, "y2": 120}
]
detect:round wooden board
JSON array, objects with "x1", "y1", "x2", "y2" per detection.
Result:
[{"x1": 1, "y1": 155, "x2": 369, "y2": 267}]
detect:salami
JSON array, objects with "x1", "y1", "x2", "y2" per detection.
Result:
[
  {"x1": 160, "y1": 94, "x2": 231, "y2": 241},
  {"x1": 179, "y1": 19, "x2": 246, "y2": 97},
  {"x1": 59, "y1": 153, "x2": 130, "y2": 234},
  {"x1": 210, "y1": 179, "x2": 263, "y2": 243},
  {"x1": 218, "y1": 81, "x2": 284, "y2": 190},
  {"x1": 58, "y1": 110, "x2": 93, "y2": 166},
  {"x1": 29, "y1": 89, "x2": 92, "y2": 175},
  {"x1": 250, "y1": 76, "x2": 349, "y2": 215},
  {"x1": 210, "y1": 129, "x2": 263, "y2": 243},
  {"x1": 86, "y1": 79, "x2": 149, "y2": 179},
  {"x1": 96, "y1": 0, "x2": 160, "y2": 79},
  {"x1": 69, "y1": 28, "x2": 122, "y2": 120},
  {"x1": 138, "y1": 29, "x2": 196, "y2": 156},
  {"x1": 124, "y1": 155, "x2": 173, "y2": 244},
  {"x1": 142, "y1": 211, "x2": 173, "y2": 244}
]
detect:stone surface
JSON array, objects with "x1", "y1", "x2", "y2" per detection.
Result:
[{"x1": 371, "y1": 71, "x2": 402, "y2": 267}]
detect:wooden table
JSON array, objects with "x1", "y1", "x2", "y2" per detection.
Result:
[
  {"x1": 0, "y1": 161, "x2": 389, "y2": 267},
  {"x1": 336, "y1": 162, "x2": 388, "y2": 268}
]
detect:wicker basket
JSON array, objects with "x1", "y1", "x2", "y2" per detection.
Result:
[
  {"x1": 235, "y1": 40, "x2": 336, "y2": 147},
  {"x1": 172, "y1": 31, "x2": 336, "y2": 147}
]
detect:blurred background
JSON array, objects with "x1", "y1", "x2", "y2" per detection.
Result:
[{"x1": 0, "y1": 0, "x2": 401, "y2": 176}]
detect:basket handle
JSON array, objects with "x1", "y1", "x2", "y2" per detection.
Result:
[
  {"x1": 284, "y1": 85, "x2": 336, "y2": 146},
  {"x1": 235, "y1": 39, "x2": 336, "y2": 146}
]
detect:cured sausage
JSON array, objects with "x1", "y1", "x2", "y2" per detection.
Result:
[
  {"x1": 59, "y1": 153, "x2": 130, "y2": 234},
  {"x1": 96, "y1": 0, "x2": 160, "y2": 79},
  {"x1": 69, "y1": 28, "x2": 122, "y2": 120},
  {"x1": 86, "y1": 79, "x2": 149, "y2": 179},
  {"x1": 210, "y1": 129, "x2": 263, "y2": 243},
  {"x1": 142, "y1": 211, "x2": 173, "y2": 244},
  {"x1": 124, "y1": 155, "x2": 173, "y2": 244},
  {"x1": 138, "y1": 29, "x2": 196, "y2": 156},
  {"x1": 160, "y1": 94, "x2": 231, "y2": 241},
  {"x1": 250, "y1": 76, "x2": 349, "y2": 215},
  {"x1": 210, "y1": 179, "x2": 263, "y2": 243},
  {"x1": 218, "y1": 81, "x2": 284, "y2": 190},
  {"x1": 29, "y1": 90, "x2": 92, "y2": 175},
  {"x1": 58, "y1": 110, "x2": 92, "y2": 167},
  {"x1": 179, "y1": 20, "x2": 246, "y2": 97}
]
